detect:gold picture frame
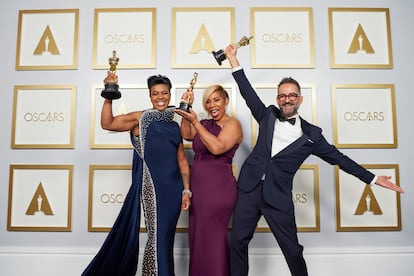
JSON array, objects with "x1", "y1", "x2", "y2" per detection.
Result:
[
  {"x1": 16, "y1": 9, "x2": 79, "y2": 70},
  {"x1": 88, "y1": 165, "x2": 136, "y2": 232},
  {"x1": 335, "y1": 164, "x2": 401, "y2": 231},
  {"x1": 328, "y1": 8, "x2": 393, "y2": 68},
  {"x1": 88, "y1": 165, "x2": 188, "y2": 232},
  {"x1": 173, "y1": 82, "x2": 237, "y2": 148},
  {"x1": 332, "y1": 84, "x2": 397, "y2": 148},
  {"x1": 92, "y1": 8, "x2": 156, "y2": 69},
  {"x1": 172, "y1": 7, "x2": 235, "y2": 68},
  {"x1": 256, "y1": 165, "x2": 320, "y2": 232},
  {"x1": 251, "y1": 7, "x2": 315, "y2": 68},
  {"x1": 251, "y1": 83, "x2": 317, "y2": 147},
  {"x1": 11, "y1": 85, "x2": 76, "y2": 149},
  {"x1": 8, "y1": 164, "x2": 73, "y2": 231}
]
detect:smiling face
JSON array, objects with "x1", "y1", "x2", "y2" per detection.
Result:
[
  {"x1": 203, "y1": 85, "x2": 229, "y2": 121},
  {"x1": 276, "y1": 82, "x2": 303, "y2": 118},
  {"x1": 149, "y1": 83, "x2": 171, "y2": 111}
]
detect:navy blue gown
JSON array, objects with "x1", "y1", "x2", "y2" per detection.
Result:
[{"x1": 82, "y1": 107, "x2": 184, "y2": 276}]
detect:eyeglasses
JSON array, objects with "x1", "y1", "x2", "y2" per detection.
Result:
[{"x1": 277, "y1": 93, "x2": 299, "y2": 101}]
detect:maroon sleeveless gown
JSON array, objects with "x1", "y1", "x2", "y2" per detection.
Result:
[{"x1": 189, "y1": 119, "x2": 239, "y2": 276}]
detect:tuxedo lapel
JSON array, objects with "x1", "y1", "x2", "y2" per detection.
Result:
[
  {"x1": 273, "y1": 135, "x2": 309, "y2": 157},
  {"x1": 300, "y1": 117, "x2": 312, "y2": 137},
  {"x1": 266, "y1": 107, "x2": 278, "y2": 155}
]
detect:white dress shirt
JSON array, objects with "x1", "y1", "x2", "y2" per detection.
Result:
[{"x1": 272, "y1": 115, "x2": 302, "y2": 156}]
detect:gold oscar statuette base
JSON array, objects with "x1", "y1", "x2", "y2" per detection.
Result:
[
  {"x1": 101, "y1": 83, "x2": 121, "y2": 100},
  {"x1": 212, "y1": 36, "x2": 253, "y2": 66}
]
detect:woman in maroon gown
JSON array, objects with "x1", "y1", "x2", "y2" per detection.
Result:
[{"x1": 175, "y1": 85, "x2": 243, "y2": 276}]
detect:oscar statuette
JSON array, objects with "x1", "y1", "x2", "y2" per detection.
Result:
[
  {"x1": 101, "y1": 50, "x2": 122, "y2": 99},
  {"x1": 178, "y1": 72, "x2": 198, "y2": 113},
  {"x1": 212, "y1": 36, "x2": 253, "y2": 65}
]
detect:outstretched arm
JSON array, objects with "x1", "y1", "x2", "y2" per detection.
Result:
[{"x1": 313, "y1": 132, "x2": 404, "y2": 194}]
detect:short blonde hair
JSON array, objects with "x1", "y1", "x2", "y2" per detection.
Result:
[{"x1": 201, "y1": 85, "x2": 229, "y2": 112}]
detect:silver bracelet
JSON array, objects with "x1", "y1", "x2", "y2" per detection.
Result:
[{"x1": 182, "y1": 189, "x2": 192, "y2": 198}]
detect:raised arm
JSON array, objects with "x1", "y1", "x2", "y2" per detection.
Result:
[
  {"x1": 177, "y1": 106, "x2": 243, "y2": 155},
  {"x1": 224, "y1": 44, "x2": 267, "y2": 122},
  {"x1": 100, "y1": 71, "x2": 141, "y2": 132},
  {"x1": 101, "y1": 99, "x2": 141, "y2": 132},
  {"x1": 225, "y1": 43, "x2": 240, "y2": 68},
  {"x1": 177, "y1": 89, "x2": 197, "y2": 141}
]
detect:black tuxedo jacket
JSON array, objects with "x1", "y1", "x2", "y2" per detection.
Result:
[{"x1": 233, "y1": 69, "x2": 375, "y2": 212}]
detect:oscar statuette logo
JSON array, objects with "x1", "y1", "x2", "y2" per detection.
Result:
[
  {"x1": 101, "y1": 50, "x2": 122, "y2": 99},
  {"x1": 212, "y1": 35, "x2": 253, "y2": 65},
  {"x1": 178, "y1": 72, "x2": 198, "y2": 113},
  {"x1": 26, "y1": 182, "x2": 54, "y2": 216}
]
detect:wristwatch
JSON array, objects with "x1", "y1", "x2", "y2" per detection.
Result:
[{"x1": 182, "y1": 189, "x2": 192, "y2": 198}]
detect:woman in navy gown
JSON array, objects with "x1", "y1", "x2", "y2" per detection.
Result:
[
  {"x1": 175, "y1": 85, "x2": 243, "y2": 276},
  {"x1": 82, "y1": 73, "x2": 191, "y2": 276}
]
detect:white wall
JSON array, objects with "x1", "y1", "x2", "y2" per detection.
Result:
[{"x1": 1, "y1": 0, "x2": 413, "y2": 275}]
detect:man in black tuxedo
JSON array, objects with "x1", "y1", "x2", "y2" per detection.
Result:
[{"x1": 224, "y1": 44, "x2": 404, "y2": 276}]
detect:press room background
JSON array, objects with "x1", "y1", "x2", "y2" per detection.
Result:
[{"x1": 1, "y1": 0, "x2": 413, "y2": 275}]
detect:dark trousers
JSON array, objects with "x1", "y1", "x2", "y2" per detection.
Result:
[{"x1": 229, "y1": 181, "x2": 308, "y2": 276}]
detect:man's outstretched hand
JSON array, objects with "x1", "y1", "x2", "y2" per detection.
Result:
[{"x1": 375, "y1": 175, "x2": 404, "y2": 193}]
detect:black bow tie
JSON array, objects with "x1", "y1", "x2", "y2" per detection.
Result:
[{"x1": 279, "y1": 117, "x2": 296, "y2": 125}]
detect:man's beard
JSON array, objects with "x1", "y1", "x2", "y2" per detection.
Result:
[{"x1": 280, "y1": 103, "x2": 298, "y2": 118}]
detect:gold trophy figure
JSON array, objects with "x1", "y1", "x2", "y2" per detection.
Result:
[
  {"x1": 212, "y1": 36, "x2": 253, "y2": 65},
  {"x1": 101, "y1": 50, "x2": 122, "y2": 99},
  {"x1": 178, "y1": 72, "x2": 198, "y2": 113}
]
